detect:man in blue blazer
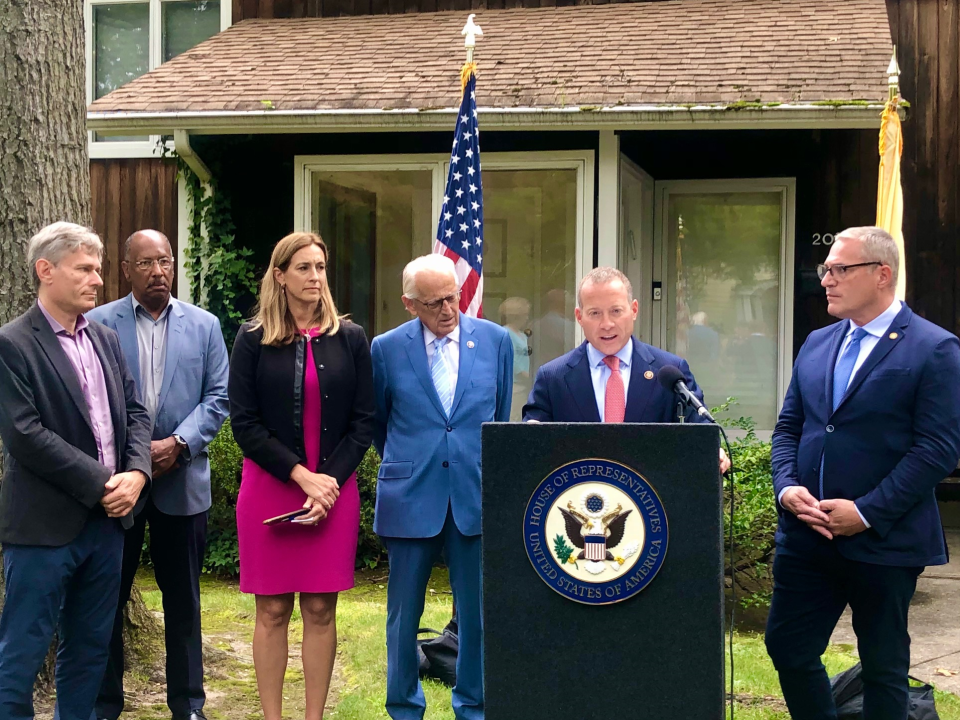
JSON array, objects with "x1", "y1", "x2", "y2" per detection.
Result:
[
  {"x1": 766, "y1": 227, "x2": 960, "y2": 720},
  {"x1": 371, "y1": 254, "x2": 513, "y2": 720},
  {"x1": 87, "y1": 230, "x2": 230, "y2": 720},
  {"x1": 523, "y1": 267, "x2": 730, "y2": 471}
]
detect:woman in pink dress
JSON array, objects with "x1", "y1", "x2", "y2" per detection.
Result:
[{"x1": 228, "y1": 232, "x2": 374, "y2": 720}]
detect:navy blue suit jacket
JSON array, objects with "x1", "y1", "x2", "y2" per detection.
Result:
[
  {"x1": 522, "y1": 337, "x2": 707, "y2": 423},
  {"x1": 772, "y1": 304, "x2": 960, "y2": 567}
]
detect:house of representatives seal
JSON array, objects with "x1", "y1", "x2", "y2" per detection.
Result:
[{"x1": 522, "y1": 458, "x2": 668, "y2": 605}]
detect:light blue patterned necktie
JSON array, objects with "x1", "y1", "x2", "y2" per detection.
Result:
[
  {"x1": 820, "y1": 326, "x2": 869, "y2": 498},
  {"x1": 431, "y1": 337, "x2": 454, "y2": 417},
  {"x1": 832, "y1": 327, "x2": 869, "y2": 411}
]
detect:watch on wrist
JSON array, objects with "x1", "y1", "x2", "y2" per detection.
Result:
[{"x1": 173, "y1": 434, "x2": 187, "y2": 452}]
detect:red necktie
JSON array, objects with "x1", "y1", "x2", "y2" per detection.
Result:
[{"x1": 603, "y1": 356, "x2": 625, "y2": 423}]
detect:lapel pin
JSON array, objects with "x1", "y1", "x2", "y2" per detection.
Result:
[
  {"x1": 467, "y1": 340, "x2": 475, "y2": 349},
  {"x1": 889, "y1": 332, "x2": 898, "y2": 340},
  {"x1": 644, "y1": 370, "x2": 654, "y2": 380}
]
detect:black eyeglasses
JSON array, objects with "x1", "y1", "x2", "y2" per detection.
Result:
[
  {"x1": 415, "y1": 293, "x2": 460, "y2": 312},
  {"x1": 816, "y1": 261, "x2": 881, "y2": 280}
]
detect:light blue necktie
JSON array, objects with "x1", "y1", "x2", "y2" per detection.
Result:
[
  {"x1": 820, "y1": 326, "x2": 868, "y2": 497},
  {"x1": 431, "y1": 337, "x2": 454, "y2": 417}
]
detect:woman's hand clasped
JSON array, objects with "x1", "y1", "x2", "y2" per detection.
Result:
[{"x1": 290, "y1": 465, "x2": 340, "y2": 525}]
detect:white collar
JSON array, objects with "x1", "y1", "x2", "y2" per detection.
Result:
[
  {"x1": 132, "y1": 294, "x2": 175, "y2": 320},
  {"x1": 586, "y1": 337, "x2": 633, "y2": 368},
  {"x1": 423, "y1": 324, "x2": 461, "y2": 347},
  {"x1": 849, "y1": 298, "x2": 902, "y2": 339}
]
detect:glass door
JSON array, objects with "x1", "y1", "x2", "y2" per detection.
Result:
[{"x1": 656, "y1": 180, "x2": 795, "y2": 431}]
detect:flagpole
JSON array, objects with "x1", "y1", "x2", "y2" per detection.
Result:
[{"x1": 433, "y1": 15, "x2": 486, "y2": 318}]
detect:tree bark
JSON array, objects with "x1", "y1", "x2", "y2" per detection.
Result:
[
  {"x1": 0, "y1": 0, "x2": 91, "y2": 325},
  {"x1": 0, "y1": 0, "x2": 162, "y2": 696}
]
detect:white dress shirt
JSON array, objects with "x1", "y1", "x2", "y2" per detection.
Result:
[
  {"x1": 585, "y1": 339, "x2": 633, "y2": 422},
  {"x1": 424, "y1": 324, "x2": 461, "y2": 392}
]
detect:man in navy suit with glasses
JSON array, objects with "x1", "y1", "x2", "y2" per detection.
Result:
[{"x1": 766, "y1": 226, "x2": 960, "y2": 720}]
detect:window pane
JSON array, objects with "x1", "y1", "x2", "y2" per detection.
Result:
[
  {"x1": 93, "y1": 2, "x2": 149, "y2": 142},
  {"x1": 311, "y1": 170, "x2": 434, "y2": 339},
  {"x1": 665, "y1": 192, "x2": 782, "y2": 430},
  {"x1": 483, "y1": 169, "x2": 579, "y2": 421},
  {"x1": 162, "y1": 1, "x2": 221, "y2": 62}
]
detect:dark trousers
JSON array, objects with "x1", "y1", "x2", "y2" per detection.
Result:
[
  {"x1": 0, "y1": 513, "x2": 123, "y2": 720},
  {"x1": 96, "y1": 502, "x2": 207, "y2": 719},
  {"x1": 765, "y1": 549, "x2": 922, "y2": 720}
]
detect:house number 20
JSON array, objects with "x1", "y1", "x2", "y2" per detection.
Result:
[{"x1": 812, "y1": 233, "x2": 835, "y2": 245}]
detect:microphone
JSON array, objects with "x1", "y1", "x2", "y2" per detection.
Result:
[{"x1": 657, "y1": 364, "x2": 716, "y2": 423}]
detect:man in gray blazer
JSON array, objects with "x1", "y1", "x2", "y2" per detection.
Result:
[
  {"x1": 87, "y1": 230, "x2": 229, "y2": 720},
  {"x1": 0, "y1": 222, "x2": 152, "y2": 720}
]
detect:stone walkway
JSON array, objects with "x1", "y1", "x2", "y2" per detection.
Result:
[{"x1": 831, "y1": 501, "x2": 960, "y2": 695}]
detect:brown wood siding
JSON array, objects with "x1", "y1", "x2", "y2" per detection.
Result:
[
  {"x1": 89, "y1": 158, "x2": 179, "y2": 303},
  {"x1": 887, "y1": 0, "x2": 960, "y2": 335}
]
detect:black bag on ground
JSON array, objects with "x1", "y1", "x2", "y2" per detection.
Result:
[
  {"x1": 830, "y1": 662, "x2": 940, "y2": 720},
  {"x1": 417, "y1": 618, "x2": 459, "y2": 687}
]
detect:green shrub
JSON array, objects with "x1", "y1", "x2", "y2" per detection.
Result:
[
  {"x1": 205, "y1": 418, "x2": 243, "y2": 575},
  {"x1": 715, "y1": 400, "x2": 778, "y2": 609},
  {"x1": 205, "y1": 422, "x2": 386, "y2": 575},
  {"x1": 356, "y1": 447, "x2": 385, "y2": 568}
]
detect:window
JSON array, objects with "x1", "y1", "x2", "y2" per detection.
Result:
[
  {"x1": 85, "y1": 0, "x2": 229, "y2": 156},
  {"x1": 296, "y1": 152, "x2": 593, "y2": 421}
]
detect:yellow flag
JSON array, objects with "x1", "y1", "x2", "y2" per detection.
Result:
[{"x1": 877, "y1": 102, "x2": 906, "y2": 300}]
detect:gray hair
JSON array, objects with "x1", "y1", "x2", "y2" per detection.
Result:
[
  {"x1": 27, "y1": 222, "x2": 103, "y2": 289},
  {"x1": 834, "y1": 226, "x2": 900, "y2": 286},
  {"x1": 402, "y1": 254, "x2": 458, "y2": 299},
  {"x1": 577, "y1": 267, "x2": 633, "y2": 308}
]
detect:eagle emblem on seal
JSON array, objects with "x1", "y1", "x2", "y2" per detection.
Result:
[{"x1": 559, "y1": 489, "x2": 632, "y2": 563}]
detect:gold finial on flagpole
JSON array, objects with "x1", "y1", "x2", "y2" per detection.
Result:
[
  {"x1": 462, "y1": 14, "x2": 483, "y2": 64},
  {"x1": 887, "y1": 47, "x2": 901, "y2": 103}
]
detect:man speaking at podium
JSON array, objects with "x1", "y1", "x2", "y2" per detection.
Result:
[
  {"x1": 765, "y1": 227, "x2": 960, "y2": 720},
  {"x1": 522, "y1": 267, "x2": 730, "y2": 473}
]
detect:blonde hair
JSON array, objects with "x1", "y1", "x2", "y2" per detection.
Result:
[
  {"x1": 250, "y1": 232, "x2": 342, "y2": 346},
  {"x1": 499, "y1": 296, "x2": 531, "y2": 325}
]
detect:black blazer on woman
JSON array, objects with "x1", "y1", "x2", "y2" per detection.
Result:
[{"x1": 229, "y1": 320, "x2": 375, "y2": 486}]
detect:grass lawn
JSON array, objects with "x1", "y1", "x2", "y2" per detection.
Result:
[{"x1": 113, "y1": 569, "x2": 960, "y2": 719}]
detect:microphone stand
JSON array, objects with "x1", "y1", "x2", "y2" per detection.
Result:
[{"x1": 674, "y1": 390, "x2": 737, "y2": 719}]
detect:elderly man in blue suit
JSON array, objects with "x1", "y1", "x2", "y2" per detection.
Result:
[
  {"x1": 87, "y1": 230, "x2": 229, "y2": 720},
  {"x1": 765, "y1": 227, "x2": 960, "y2": 720},
  {"x1": 371, "y1": 254, "x2": 513, "y2": 720}
]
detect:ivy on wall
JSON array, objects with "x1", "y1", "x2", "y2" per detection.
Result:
[{"x1": 179, "y1": 157, "x2": 258, "y2": 348}]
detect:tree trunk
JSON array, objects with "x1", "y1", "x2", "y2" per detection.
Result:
[
  {"x1": 0, "y1": 0, "x2": 162, "y2": 697},
  {"x1": 0, "y1": 0, "x2": 91, "y2": 321}
]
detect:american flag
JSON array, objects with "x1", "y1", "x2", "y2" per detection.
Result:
[{"x1": 433, "y1": 67, "x2": 484, "y2": 318}]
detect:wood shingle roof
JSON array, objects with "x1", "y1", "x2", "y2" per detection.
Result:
[{"x1": 88, "y1": 0, "x2": 893, "y2": 116}]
